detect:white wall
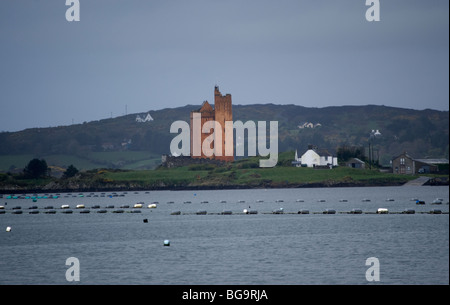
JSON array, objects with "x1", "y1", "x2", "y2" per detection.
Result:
[
  {"x1": 299, "y1": 150, "x2": 338, "y2": 167},
  {"x1": 300, "y1": 150, "x2": 320, "y2": 167}
]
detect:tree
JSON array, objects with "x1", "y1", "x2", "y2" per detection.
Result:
[
  {"x1": 24, "y1": 159, "x2": 49, "y2": 178},
  {"x1": 63, "y1": 165, "x2": 79, "y2": 178},
  {"x1": 337, "y1": 145, "x2": 366, "y2": 162}
]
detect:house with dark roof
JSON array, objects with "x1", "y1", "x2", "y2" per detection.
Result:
[{"x1": 392, "y1": 152, "x2": 449, "y2": 174}]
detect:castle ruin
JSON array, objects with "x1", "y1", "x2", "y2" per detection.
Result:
[{"x1": 190, "y1": 86, "x2": 234, "y2": 162}]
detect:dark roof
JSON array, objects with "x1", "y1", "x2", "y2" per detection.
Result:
[
  {"x1": 299, "y1": 147, "x2": 333, "y2": 157},
  {"x1": 313, "y1": 148, "x2": 332, "y2": 156},
  {"x1": 392, "y1": 152, "x2": 414, "y2": 160},
  {"x1": 414, "y1": 158, "x2": 449, "y2": 165},
  {"x1": 192, "y1": 100, "x2": 214, "y2": 113},
  {"x1": 392, "y1": 152, "x2": 448, "y2": 164},
  {"x1": 345, "y1": 158, "x2": 365, "y2": 164}
]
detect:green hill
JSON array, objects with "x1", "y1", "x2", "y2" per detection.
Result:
[{"x1": 0, "y1": 104, "x2": 448, "y2": 172}]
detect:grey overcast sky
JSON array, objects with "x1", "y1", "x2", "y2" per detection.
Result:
[{"x1": 0, "y1": 0, "x2": 448, "y2": 132}]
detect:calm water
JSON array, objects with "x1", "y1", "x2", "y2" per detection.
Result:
[{"x1": 0, "y1": 186, "x2": 448, "y2": 285}]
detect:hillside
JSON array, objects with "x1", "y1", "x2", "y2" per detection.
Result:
[{"x1": 0, "y1": 104, "x2": 448, "y2": 171}]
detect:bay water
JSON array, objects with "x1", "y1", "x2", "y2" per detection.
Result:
[{"x1": 0, "y1": 186, "x2": 448, "y2": 285}]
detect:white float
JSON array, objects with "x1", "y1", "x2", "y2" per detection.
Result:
[{"x1": 377, "y1": 208, "x2": 389, "y2": 214}]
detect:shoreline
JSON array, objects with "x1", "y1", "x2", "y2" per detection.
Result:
[{"x1": 1, "y1": 179, "x2": 447, "y2": 195}]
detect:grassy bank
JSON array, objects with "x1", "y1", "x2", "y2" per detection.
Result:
[
  {"x1": 1, "y1": 152, "x2": 446, "y2": 192},
  {"x1": 2, "y1": 155, "x2": 434, "y2": 193},
  {"x1": 101, "y1": 165, "x2": 417, "y2": 189}
]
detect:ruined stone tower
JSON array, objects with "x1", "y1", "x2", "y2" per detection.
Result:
[{"x1": 190, "y1": 86, "x2": 234, "y2": 162}]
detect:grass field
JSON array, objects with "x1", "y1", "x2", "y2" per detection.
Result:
[
  {"x1": 102, "y1": 167, "x2": 209, "y2": 185},
  {"x1": 0, "y1": 151, "x2": 160, "y2": 172},
  {"x1": 99, "y1": 162, "x2": 417, "y2": 188},
  {"x1": 0, "y1": 154, "x2": 35, "y2": 171},
  {"x1": 86, "y1": 151, "x2": 418, "y2": 188},
  {"x1": 0, "y1": 151, "x2": 436, "y2": 191},
  {"x1": 232, "y1": 166, "x2": 410, "y2": 183}
]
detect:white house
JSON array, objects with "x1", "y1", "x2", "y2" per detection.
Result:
[
  {"x1": 136, "y1": 113, "x2": 154, "y2": 123},
  {"x1": 298, "y1": 122, "x2": 322, "y2": 129},
  {"x1": 294, "y1": 145, "x2": 338, "y2": 168}
]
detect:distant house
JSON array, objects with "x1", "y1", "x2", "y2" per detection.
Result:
[
  {"x1": 293, "y1": 145, "x2": 338, "y2": 168},
  {"x1": 136, "y1": 113, "x2": 154, "y2": 123},
  {"x1": 101, "y1": 143, "x2": 115, "y2": 151},
  {"x1": 392, "y1": 152, "x2": 449, "y2": 174},
  {"x1": 121, "y1": 139, "x2": 132, "y2": 150},
  {"x1": 298, "y1": 122, "x2": 322, "y2": 129},
  {"x1": 344, "y1": 158, "x2": 366, "y2": 169}
]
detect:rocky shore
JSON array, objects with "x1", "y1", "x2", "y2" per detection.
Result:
[{"x1": 1, "y1": 177, "x2": 447, "y2": 194}]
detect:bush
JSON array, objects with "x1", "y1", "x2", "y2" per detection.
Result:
[
  {"x1": 63, "y1": 164, "x2": 79, "y2": 178},
  {"x1": 237, "y1": 161, "x2": 258, "y2": 169},
  {"x1": 213, "y1": 167, "x2": 228, "y2": 173}
]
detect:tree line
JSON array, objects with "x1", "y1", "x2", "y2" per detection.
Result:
[{"x1": 22, "y1": 159, "x2": 79, "y2": 179}]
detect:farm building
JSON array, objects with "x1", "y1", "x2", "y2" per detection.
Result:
[
  {"x1": 344, "y1": 158, "x2": 366, "y2": 169},
  {"x1": 392, "y1": 152, "x2": 449, "y2": 174}
]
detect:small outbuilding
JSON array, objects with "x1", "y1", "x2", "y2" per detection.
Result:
[{"x1": 344, "y1": 158, "x2": 366, "y2": 169}]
